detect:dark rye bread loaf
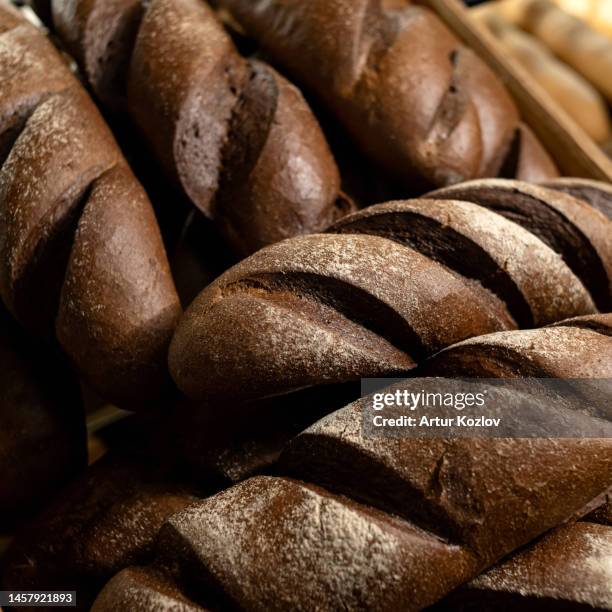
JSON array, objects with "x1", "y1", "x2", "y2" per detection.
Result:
[
  {"x1": 217, "y1": 0, "x2": 558, "y2": 187},
  {"x1": 0, "y1": 306, "x2": 85, "y2": 524},
  {"x1": 94, "y1": 395, "x2": 612, "y2": 610},
  {"x1": 427, "y1": 179, "x2": 612, "y2": 311},
  {"x1": 169, "y1": 232, "x2": 516, "y2": 402},
  {"x1": 0, "y1": 1, "x2": 180, "y2": 408},
  {"x1": 169, "y1": 183, "x2": 608, "y2": 402},
  {"x1": 45, "y1": 0, "x2": 350, "y2": 256},
  {"x1": 0, "y1": 451, "x2": 201, "y2": 611},
  {"x1": 93, "y1": 319, "x2": 612, "y2": 610},
  {"x1": 542, "y1": 177, "x2": 612, "y2": 220},
  {"x1": 420, "y1": 314, "x2": 612, "y2": 378}
]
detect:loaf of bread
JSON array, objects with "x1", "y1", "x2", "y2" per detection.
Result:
[
  {"x1": 1, "y1": 451, "x2": 199, "y2": 611},
  {"x1": 217, "y1": 0, "x2": 558, "y2": 187},
  {"x1": 420, "y1": 313, "x2": 612, "y2": 377},
  {"x1": 40, "y1": 0, "x2": 351, "y2": 256},
  {"x1": 483, "y1": 14, "x2": 611, "y2": 143},
  {"x1": 169, "y1": 179, "x2": 610, "y2": 403},
  {"x1": 0, "y1": 305, "x2": 85, "y2": 523},
  {"x1": 0, "y1": 1, "x2": 180, "y2": 408},
  {"x1": 92, "y1": 376, "x2": 612, "y2": 610},
  {"x1": 436, "y1": 497, "x2": 612, "y2": 610},
  {"x1": 521, "y1": 0, "x2": 612, "y2": 102}
]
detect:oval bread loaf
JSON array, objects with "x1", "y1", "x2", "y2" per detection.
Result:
[
  {"x1": 169, "y1": 179, "x2": 609, "y2": 403},
  {"x1": 46, "y1": 0, "x2": 351, "y2": 256},
  {"x1": 95, "y1": 366, "x2": 612, "y2": 610},
  {"x1": 0, "y1": 1, "x2": 181, "y2": 408},
  {"x1": 217, "y1": 0, "x2": 558, "y2": 187}
]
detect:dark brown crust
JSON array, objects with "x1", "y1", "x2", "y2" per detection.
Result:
[
  {"x1": 217, "y1": 0, "x2": 557, "y2": 187},
  {"x1": 154, "y1": 476, "x2": 479, "y2": 611},
  {"x1": 435, "y1": 522, "x2": 612, "y2": 610},
  {"x1": 52, "y1": 0, "x2": 144, "y2": 112},
  {"x1": 0, "y1": 452, "x2": 198, "y2": 611},
  {"x1": 329, "y1": 198, "x2": 595, "y2": 326},
  {"x1": 420, "y1": 326, "x2": 612, "y2": 378},
  {"x1": 428, "y1": 179, "x2": 612, "y2": 311},
  {"x1": 0, "y1": 6, "x2": 180, "y2": 408},
  {"x1": 50, "y1": 0, "x2": 347, "y2": 256},
  {"x1": 542, "y1": 177, "x2": 612, "y2": 220},
  {"x1": 92, "y1": 567, "x2": 205, "y2": 612},
  {"x1": 168, "y1": 232, "x2": 516, "y2": 401}
]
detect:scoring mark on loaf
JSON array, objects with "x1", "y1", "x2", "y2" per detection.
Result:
[
  {"x1": 428, "y1": 179, "x2": 612, "y2": 311},
  {"x1": 219, "y1": 272, "x2": 427, "y2": 359},
  {"x1": 543, "y1": 177, "x2": 612, "y2": 221},
  {"x1": 169, "y1": 232, "x2": 517, "y2": 401},
  {"x1": 330, "y1": 197, "x2": 597, "y2": 326},
  {"x1": 420, "y1": 324, "x2": 612, "y2": 379},
  {"x1": 0, "y1": 86, "x2": 119, "y2": 333},
  {"x1": 215, "y1": 0, "x2": 557, "y2": 186},
  {"x1": 51, "y1": 0, "x2": 346, "y2": 256}
]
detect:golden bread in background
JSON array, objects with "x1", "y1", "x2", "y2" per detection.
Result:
[
  {"x1": 483, "y1": 13, "x2": 610, "y2": 141},
  {"x1": 550, "y1": 0, "x2": 612, "y2": 36},
  {"x1": 475, "y1": 0, "x2": 612, "y2": 155}
]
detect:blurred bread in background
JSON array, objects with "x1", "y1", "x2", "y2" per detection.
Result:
[
  {"x1": 484, "y1": 13, "x2": 610, "y2": 142},
  {"x1": 522, "y1": 0, "x2": 612, "y2": 102},
  {"x1": 554, "y1": 0, "x2": 612, "y2": 37},
  {"x1": 476, "y1": 0, "x2": 612, "y2": 36},
  {"x1": 474, "y1": 0, "x2": 612, "y2": 157}
]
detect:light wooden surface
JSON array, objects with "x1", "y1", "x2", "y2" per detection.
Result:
[{"x1": 420, "y1": 0, "x2": 612, "y2": 181}]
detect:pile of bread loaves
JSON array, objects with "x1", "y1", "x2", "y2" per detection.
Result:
[
  {"x1": 0, "y1": 0, "x2": 611, "y2": 610},
  {"x1": 476, "y1": 0, "x2": 612, "y2": 150}
]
